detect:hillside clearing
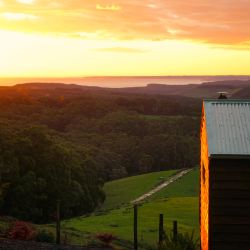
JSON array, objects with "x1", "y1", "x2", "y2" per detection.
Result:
[
  {"x1": 131, "y1": 168, "x2": 192, "y2": 204},
  {"x1": 150, "y1": 167, "x2": 199, "y2": 200},
  {"x1": 101, "y1": 170, "x2": 177, "y2": 211}
]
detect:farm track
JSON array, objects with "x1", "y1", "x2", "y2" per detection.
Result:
[{"x1": 131, "y1": 168, "x2": 192, "y2": 204}]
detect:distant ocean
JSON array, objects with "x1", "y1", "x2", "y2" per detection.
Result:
[{"x1": 1, "y1": 76, "x2": 250, "y2": 88}]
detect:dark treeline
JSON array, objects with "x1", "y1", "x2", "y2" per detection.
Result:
[
  {"x1": 0, "y1": 87, "x2": 201, "y2": 222},
  {"x1": 0, "y1": 124, "x2": 104, "y2": 223}
]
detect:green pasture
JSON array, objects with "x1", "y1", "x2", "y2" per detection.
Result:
[{"x1": 101, "y1": 170, "x2": 177, "y2": 211}]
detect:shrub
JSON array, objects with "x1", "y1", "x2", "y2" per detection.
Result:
[
  {"x1": 8, "y1": 221, "x2": 36, "y2": 240},
  {"x1": 36, "y1": 230, "x2": 54, "y2": 243},
  {"x1": 96, "y1": 232, "x2": 117, "y2": 247},
  {"x1": 159, "y1": 231, "x2": 199, "y2": 250},
  {"x1": 86, "y1": 238, "x2": 104, "y2": 248}
]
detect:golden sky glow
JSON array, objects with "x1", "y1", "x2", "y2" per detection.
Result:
[{"x1": 0, "y1": 0, "x2": 250, "y2": 78}]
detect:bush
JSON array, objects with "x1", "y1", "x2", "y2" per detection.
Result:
[
  {"x1": 7, "y1": 221, "x2": 36, "y2": 240},
  {"x1": 86, "y1": 238, "x2": 104, "y2": 248},
  {"x1": 96, "y1": 232, "x2": 117, "y2": 247},
  {"x1": 159, "y1": 231, "x2": 199, "y2": 250},
  {"x1": 36, "y1": 230, "x2": 54, "y2": 243}
]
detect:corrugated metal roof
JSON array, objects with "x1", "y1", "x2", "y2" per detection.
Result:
[{"x1": 203, "y1": 99, "x2": 250, "y2": 157}]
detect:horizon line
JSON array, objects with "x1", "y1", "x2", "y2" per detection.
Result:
[{"x1": 1, "y1": 74, "x2": 250, "y2": 79}]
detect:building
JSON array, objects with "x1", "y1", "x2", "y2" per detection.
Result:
[{"x1": 200, "y1": 99, "x2": 250, "y2": 250}]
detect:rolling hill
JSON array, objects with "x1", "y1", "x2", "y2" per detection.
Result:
[
  {"x1": 114, "y1": 80, "x2": 250, "y2": 98},
  {"x1": 1, "y1": 79, "x2": 250, "y2": 99}
]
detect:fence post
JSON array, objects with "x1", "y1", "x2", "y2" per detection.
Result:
[
  {"x1": 134, "y1": 204, "x2": 138, "y2": 250},
  {"x1": 173, "y1": 220, "x2": 177, "y2": 242},
  {"x1": 56, "y1": 199, "x2": 61, "y2": 245},
  {"x1": 159, "y1": 214, "x2": 164, "y2": 244}
]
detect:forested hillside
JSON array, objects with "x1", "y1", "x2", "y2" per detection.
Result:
[{"x1": 0, "y1": 83, "x2": 201, "y2": 223}]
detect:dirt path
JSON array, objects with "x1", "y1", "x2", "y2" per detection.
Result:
[{"x1": 131, "y1": 168, "x2": 192, "y2": 204}]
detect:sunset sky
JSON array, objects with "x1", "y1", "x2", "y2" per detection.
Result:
[{"x1": 0, "y1": 0, "x2": 250, "y2": 78}]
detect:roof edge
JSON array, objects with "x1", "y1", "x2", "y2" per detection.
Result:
[
  {"x1": 203, "y1": 99, "x2": 250, "y2": 102},
  {"x1": 210, "y1": 154, "x2": 250, "y2": 159}
]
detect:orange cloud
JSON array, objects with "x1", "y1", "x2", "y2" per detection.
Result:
[
  {"x1": 0, "y1": 0, "x2": 250, "y2": 45},
  {"x1": 16, "y1": 0, "x2": 34, "y2": 4},
  {"x1": 96, "y1": 4, "x2": 121, "y2": 11},
  {"x1": 92, "y1": 47, "x2": 146, "y2": 53},
  {"x1": 1, "y1": 12, "x2": 38, "y2": 20}
]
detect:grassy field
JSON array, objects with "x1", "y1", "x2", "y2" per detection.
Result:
[
  {"x1": 39, "y1": 168, "x2": 200, "y2": 248},
  {"x1": 0, "y1": 168, "x2": 199, "y2": 248},
  {"x1": 101, "y1": 170, "x2": 177, "y2": 210},
  {"x1": 150, "y1": 167, "x2": 199, "y2": 200},
  {"x1": 55, "y1": 197, "x2": 198, "y2": 247}
]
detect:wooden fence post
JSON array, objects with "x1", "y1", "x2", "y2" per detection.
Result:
[
  {"x1": 159, "y1": 214, "x2": 164, "y2": 244},
  {"x1": 56, "y1": 199, "x2": 61, "y2": 245},
  {"x1": 134, "y1": 204, "x2": 138, "y2": 250},
  {"x1": 173, "y1": 220, "x2": 177, "y2": 242}
]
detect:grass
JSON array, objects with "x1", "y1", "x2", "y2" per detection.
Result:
[
  {"x1": 0, "y1": 168, "x2": 199, "y2": 248},
  {"x1": 43, "y1": 196, "x2": 198, "y2": 248},
  {"x1": 101, "y1": 170, "x2": 177, "y2": 210},
  {"x1": 150, "y1": 167, "x2": 199, "y2": 200},
  {"x1": 23, "y1": 168, "x2": 199, "y2": 249},
  {"x1": 41, "y1": 168, "x2": 200, "y2": 248}
]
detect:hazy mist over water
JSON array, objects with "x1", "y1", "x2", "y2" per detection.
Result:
[{"x1": 1, "y1": 76, "x2": 250, "y2": 88}]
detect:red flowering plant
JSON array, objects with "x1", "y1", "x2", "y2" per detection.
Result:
[
  {"x1": 96, "y1": 232, "x2": 117, "y2": 247},
  {"x1": 8, "y1": 220, "x2": 37, "y2": 241}
]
